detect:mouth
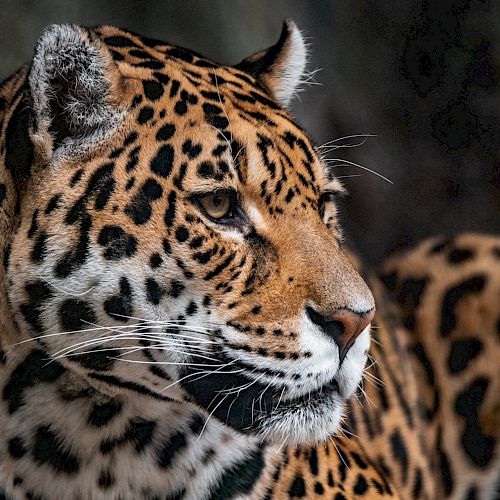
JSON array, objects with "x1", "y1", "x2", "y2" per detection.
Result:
[
  {"x1": 273, "y1": 377, "x2": 341, "y2": 407},
  {"x1": 180, "y1": 349, "x2": 345, "y2": 442}
]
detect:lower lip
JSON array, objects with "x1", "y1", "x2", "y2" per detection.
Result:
[{"x1": 273, "y1": 378, "x2": 341, "y2": 407}]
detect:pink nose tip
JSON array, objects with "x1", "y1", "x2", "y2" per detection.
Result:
[
  {"x1": 329, "y1": 308, "x2": 375, "y2": 361},
  {"x1": 306, "y1": 307, "x2": 375, "y2": 362}
]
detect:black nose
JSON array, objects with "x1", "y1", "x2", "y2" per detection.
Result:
[{"x1": 306, "y1": 306, "x2": 375, "y2": 362}]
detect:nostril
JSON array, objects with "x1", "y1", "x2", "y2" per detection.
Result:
[
  {"x1": 330, "y1": 320, "x2": 345, "y2": 335},
  {"x1": 306, "y1": 306, "x2": 374, "y2": 362},
  {"x1": 306, "y1": 307, "x2": 348, "y2": 338}
]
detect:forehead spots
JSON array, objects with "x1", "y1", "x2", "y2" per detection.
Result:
[
  {"x1": 137, "y1": 106, "x2": 154, "y2": 124},
  {"x1": 203, "y1": 103, "x2": 229, "y2": 129},
  {"x1": 164, "y1": 190, "x2": 177, "y2": 227},
  {"x1": 175, "y1": 90, "x2": 198, "y2": 116},
  {"x1": 156, "y1": 123, "x2": 175, "y2": 141},
  {"x1": 150, "y1": 144, "x2": 174, "y2": 178},
  {"x1": 169, "y1": 80, "x2": 180, "y2": 98},
  {"x1": 142, "y1": 80, "x2": 164, "y2": 101},
  {"x1": 125, "y1": 178, "x2": 163, "y2": 225},
  {"x1": 124, "y1": 131, "x2": 138, "y2": 146},
  {"x1": 153, "y1": 71, "x2": 170, "y2": 85},
  {"x1": 197, "y1": 161, "x2": 217, "y2": 179},
  {"x1": 104, "y1": 35, "x2": 139, "y2": 48},
  {"x1": 182, "y1": 140, "x2": 202, "y2": 159},
  {"x1": 125, "y1": 146, "x2": 140, "y2": 173}
]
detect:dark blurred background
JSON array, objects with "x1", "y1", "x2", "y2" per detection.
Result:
[{"x1": 1, "y1": 0, "x2": 498, "y2": 264}]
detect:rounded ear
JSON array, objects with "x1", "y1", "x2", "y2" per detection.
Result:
[
  {"x1": 29, "y1": 24, "x2": 123, "y2": 150},
  {"x1": 234, "y1": 20, "x2": 308, "y2": 108}
]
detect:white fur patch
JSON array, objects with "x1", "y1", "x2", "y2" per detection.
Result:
[{"x1": 273, "y1": 21, "x2": 308, "y2": 107}]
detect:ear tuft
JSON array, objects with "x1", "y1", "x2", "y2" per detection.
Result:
[
  {"x1": 29, "y1": 24, "x2": 121, "y2": 149},
  {"x1": 235, "y1": 20, "x2": 308, "y2": 108}
]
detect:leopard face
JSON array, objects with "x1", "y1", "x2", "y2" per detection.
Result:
[{"x1": 5, "y1": 23, "x2": 374, "y2": 445}]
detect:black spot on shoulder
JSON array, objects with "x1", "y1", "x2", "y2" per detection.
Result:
[
  {"x1": 353, "y1": 474, "x2": 368, "y2": 495},
  {"x1": 33, "y1": 425, "x2": 80, "y2": 474},
  {"x1": 448, "y1": 247, "x2": 475, "y2": 264},
  {"x1": 448, "y1": 338, "x2": 482, "y2": 373},
  {"x1": 390, "y1": 429, "x2": 409, "y2": 483},
  {"x1": 428, "y1": 237, "x2": 452, "y2": 254},
  {"x1": 441, "y1": 275, "x2": 486, "y2": 336},
  {"x1": 397, "y1": 277, "x2": 429, "y2": 330},
  {"x1": 98, "y1": 225, "x2": 138, "y2": 260},
  {"x1": 379, "y1": 271, "x2": 398, "y2": 292},
  {"x1": 59, "y1": 299, "x2": 97, "y2": 332},
  {"x1": 455, "y1": 377, "x2": 495, "y2": 466},
  {"x1": 436, "y1": 427, "x2": 454, "y2": 495}
]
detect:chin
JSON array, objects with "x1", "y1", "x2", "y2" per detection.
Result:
[
  {"x1": 181, "y1": 328, "x2": 370, "y2": 444},
  {"x1": 255, "y1": 389, "x2": 345, "y2": 445}
]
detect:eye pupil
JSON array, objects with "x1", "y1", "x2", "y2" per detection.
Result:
[{"x1": 196, "y1": 191, "x2": 235, "y2": 221}]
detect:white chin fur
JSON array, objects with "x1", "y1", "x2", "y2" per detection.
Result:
[
  {"x1": 255, "y1": 326, "x2": 371, "y2": 445},
  {"x1": 256, "y1": 391, "x2": 344, "y2": 445}
]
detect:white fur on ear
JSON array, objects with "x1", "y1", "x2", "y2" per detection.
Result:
[
  {"x1": 29, "y1": 24, "x2": 120, "y2": 148},
  {"x1": 270, "y1": 21, "x2": 308, "y2": 107},
  {"x1": 235, "y1": 20, "x2": 309, "y2": 108}
]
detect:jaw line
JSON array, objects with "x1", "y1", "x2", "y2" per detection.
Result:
[{"x1": 254, "y1": 390, "x2": 346, "y2": 445}]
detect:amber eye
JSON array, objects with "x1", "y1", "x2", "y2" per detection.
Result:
[{"x1": 198, "y1": 192, "x2": 233, "y2": 220}]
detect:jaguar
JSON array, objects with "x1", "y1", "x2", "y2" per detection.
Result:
[{"x1": 0, "y1": 21, "x2": 497, "y2": 499}]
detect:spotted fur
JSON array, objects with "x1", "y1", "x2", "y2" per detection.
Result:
[{"x1": 0, "y1": 21, "x2": 497, "y2": 500}]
